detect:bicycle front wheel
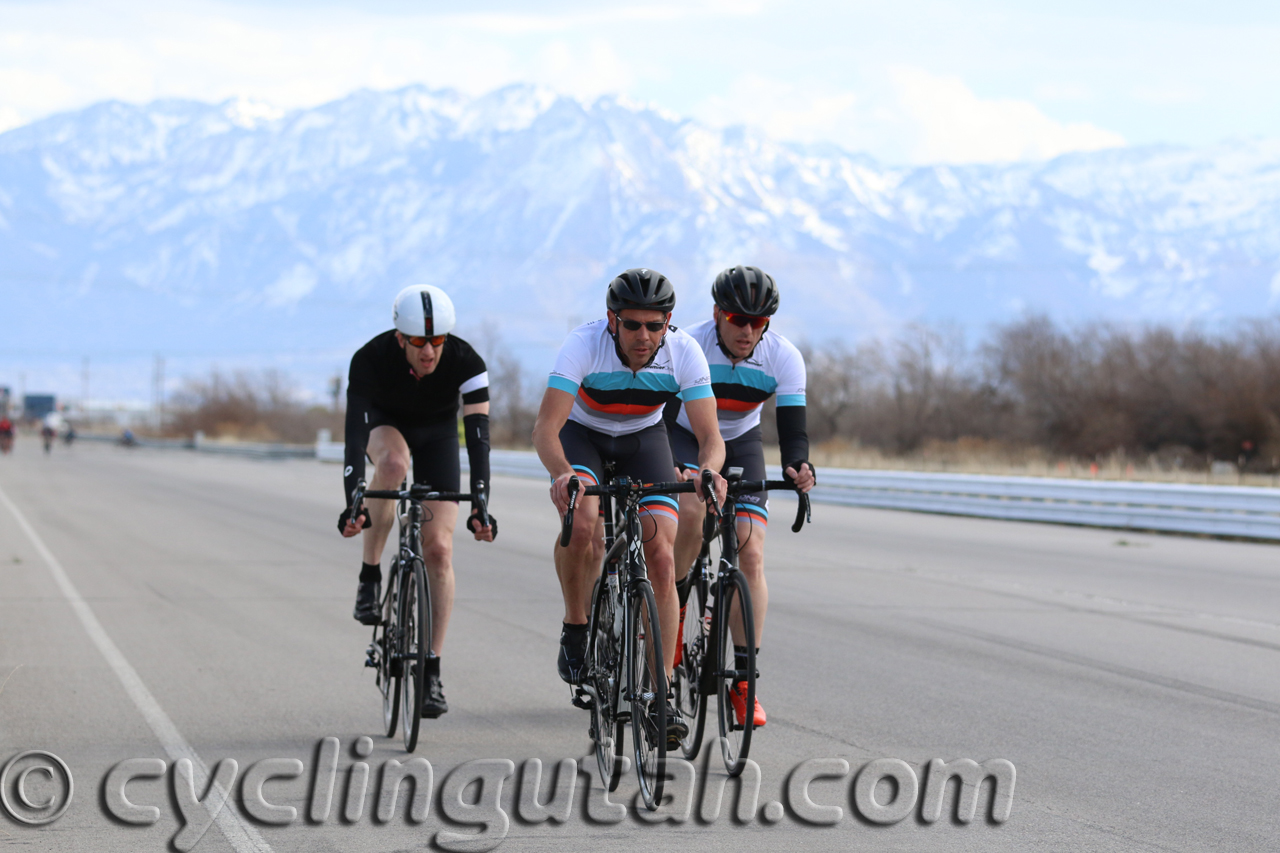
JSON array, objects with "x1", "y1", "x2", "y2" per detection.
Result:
[
  {"x1": 378, "y1": 567, "x2": 401, "y2": 737},
  {"x1": 588, "y1": 577, "x2": 623, "y2": 792},
  {"x1": 674, "y1": 565, "x2": 709, "y2": 761},
  {"x1": 399, "y1": 559, "x2": 431, "y2": 751},
  {"x1": 714, "y1": 570, "x2": 755, "y2": 776},
  {"x1": 628, "y1": 580, "x2": 666, "y2": 811}
]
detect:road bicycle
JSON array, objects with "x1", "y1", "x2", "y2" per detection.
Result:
[
  {"x1": 560, "y1": 464, "x2": 699, "y2": 811},
  {"x1": 351, "y1": 479, "x2": 488, "y2": 752},
  {"x1": 673, "y1": 468, "x2": 810, "y2": 776}
]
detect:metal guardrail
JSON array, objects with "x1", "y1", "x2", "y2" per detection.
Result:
[
  {"x1": 83, "y1": 432, "x2": 318, "y2": 459},
  {"x1": 463, "y1": 451, "x2": 1280, "y2": 540},
  {"x1": 111, "y1": 437, "x2": 1280, "y2": 541},
  {"x1": 806, "y1": 469, "x2": 1280, "y2": 541}
]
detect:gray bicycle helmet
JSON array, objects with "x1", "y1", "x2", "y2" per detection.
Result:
[
  {"x1": 712, "y1": 265, "x2": 779, "y2": 316},
  {"x1": 606, "y1": 268, "x2": 676, "y2": 314}
]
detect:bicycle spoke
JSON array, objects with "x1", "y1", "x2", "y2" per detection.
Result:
[
  {"x1": 629, "y1": 581, "x2": 666, "y2": 811},
  {"x1": 674, "y1": 565, "x2": 709, "y2": 760},
  {"x1": 715, "y1": 571, "x2": 755, "y2": 776},
  {"x1": 379, "y1": 567, "x2": 401, "y2": 738},
  {"x1": 400, "y1": 560, "x2": 428, "y2": 752}
]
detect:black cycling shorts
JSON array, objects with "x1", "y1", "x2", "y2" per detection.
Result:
[
  {"x1": 367, "y1": 407, "x2": 460, "y2": 495},
  {"x1": 669, "y1": 422, "x2": 769, "y2": 527},
  {"x1": 559, "y1": 420, "x2": 679, "y2": 523}
]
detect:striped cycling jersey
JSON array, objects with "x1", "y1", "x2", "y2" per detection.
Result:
[
  {"x1": 548, "y1": 319, "x2": 713, "y2": 437},
  {"x1": 674, "y1": 319, "x2": 806, "y2": 441}
]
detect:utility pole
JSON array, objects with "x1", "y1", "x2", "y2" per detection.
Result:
[
  {"x1": 152, "y1": 355, "x2": 165, "y2": 432},
  {"x1": 82, "y1": 357, "x2": 90, "y2": 411}
]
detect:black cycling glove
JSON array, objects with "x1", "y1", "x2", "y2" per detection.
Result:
[
  {"x1": 338, "y1": 506, "x2": 371, "y2": 534},
  {"x1": 466, "y1": 511, "x2": 499, "y2": 539}
]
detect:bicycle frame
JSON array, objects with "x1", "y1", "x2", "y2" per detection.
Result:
[
  {"x1": 351, "y1": 480, "x2": 484, "y2": 751},
  {"x1": 562, "y1": 466, "x2": 695, "y2": 809},
  {"x1": 586, "y1": 474, "x2": 653, "y2": 724}
]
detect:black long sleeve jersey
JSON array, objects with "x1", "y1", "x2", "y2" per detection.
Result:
[{"x1": 342, "y1": 330, "x2": 490, "y2": 504}]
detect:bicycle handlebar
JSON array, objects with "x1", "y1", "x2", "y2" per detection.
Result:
[
  {"x1": 727, "y1": 479, "x2": 812, "y2": 532},
  {"x1": 556, "y1": 472, "x2": 812, "y2": 546}
]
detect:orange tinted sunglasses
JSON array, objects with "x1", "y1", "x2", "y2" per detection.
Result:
[{"x1": 404, "y1": 334, "x2": 447, "y2": 348}]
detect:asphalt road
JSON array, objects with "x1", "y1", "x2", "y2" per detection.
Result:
[{"x1": 1, "y1": 441, "x2": 1278, "y2": 852}]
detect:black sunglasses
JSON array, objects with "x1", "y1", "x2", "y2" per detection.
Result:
[{"x1": 619, "y1": 318, "x2": 668, "y2": 333}]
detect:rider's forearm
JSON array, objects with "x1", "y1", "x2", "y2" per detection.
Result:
[
  {"x1": 462, "y1": 412, "x2": 491, "y2": 499},
  {"x1": 695, "y1": 432, "x2": 726, "y2": 474},
  {"x1": 343, "y1": 393, "x2": 373, "y2": 505},
  {"x1": 532, "y1": 413, "x2": 574, "y2": 478},
  {"x1": 776, "y1": 404, "x2": 810, "y2": 470}
]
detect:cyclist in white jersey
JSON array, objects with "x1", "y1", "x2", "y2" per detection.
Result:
[
  {"x1": 533, "y1": 268, "x2": 728, "y2": 747},
  {"x1": 665, "y1": 265, "x2": 816, "y2": 729}
]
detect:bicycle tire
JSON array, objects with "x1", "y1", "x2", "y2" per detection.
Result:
[
  {"x1": 674, "y1": 562, "x2": 709, "y2": 761},
  {"x1": 379, "y1": 565, "x2": 401, "y2": 738},
  {"x1": 628, "y1": 579, "x2": 666, "y2": 811},
  {"x1": 588, "y1": 576, "x2": 623, "y2": 791},
  {"x1": 399, "y1": 558, "x2": 431, "y2": 751},
  {"x1": 714, "y1": 570, "x2": 756, "y2": 777}
]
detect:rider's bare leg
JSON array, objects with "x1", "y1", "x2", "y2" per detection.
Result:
[
  {"x1": 362, "y1": 426, "x2": 411, "y2": 567},
  {"x1": 419, "y1": 501, "x2": 458, "y2": 654}
]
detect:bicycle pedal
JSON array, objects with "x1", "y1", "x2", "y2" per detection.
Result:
[
  {"x1": 571, "y1": 689, "x2": 594, "y2": 711},
  {"x1": 364, "y1": 643, "x2": 379, "y2": 668}
]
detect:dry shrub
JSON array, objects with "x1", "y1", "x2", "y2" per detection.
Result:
[
  {"x1": 168, "y1": 370, "x2": 342, "y2": 443},
  {"x1": 801, "y1": 316, "x2": 1280, "y2": 472}
]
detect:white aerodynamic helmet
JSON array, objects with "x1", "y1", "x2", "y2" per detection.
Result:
[{"x1": 393, "y1": 285, "x2": 457, "y2": 337}]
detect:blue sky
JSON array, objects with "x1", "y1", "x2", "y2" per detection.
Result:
[{"x1": 3, "y1": 0, "x2": 1279, "y2": 164}]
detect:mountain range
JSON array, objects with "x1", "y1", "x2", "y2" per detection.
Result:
[{"x1": 3, "y1": 83, "x2": 1279, "y2": 396}]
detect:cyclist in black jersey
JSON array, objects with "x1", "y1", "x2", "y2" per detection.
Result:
[{"x1": 339, "y1": 284, "x2": 496, "y2": 718}]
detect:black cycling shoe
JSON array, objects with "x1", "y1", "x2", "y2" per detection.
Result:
[
  {"x1": 353, "y1": 581, "x2": 380, "y2": 626},
  {"x1": 558, "y1": 624, "x2": 588, "y2": 685},
  {"x1": 421, "y1": 672, "x2": 448, "y2": 718},
  {"x1": 665, "y1": 700, "x2": 688, "y2": 750}
]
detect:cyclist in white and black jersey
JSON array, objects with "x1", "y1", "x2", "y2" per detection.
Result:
[
  {"x1": 533, "y1": 268, "x2": 728, "y2": 747},
  {"x1": 664, "y1": 265, "x2": 816, "y2": 729},
  {"x1": 338, "y1": 284, "x2": 496, "y2": 718}
]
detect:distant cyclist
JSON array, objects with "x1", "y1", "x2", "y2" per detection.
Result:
[
  {"x1": 532, "y1": 268, "x2": 727, "y2": 746},
  {"x1": 0, "y1": 416, "x2": 13, "y2": 454},
  {"x1": 665, "y1": 265, "x2": 816, "y2": 729},
  {"x1": 41, "y1": 412, "x2": 60, "y2": 455},
  {"x1": 338, "y1": 284, "x2": 496, "y2": 718}
]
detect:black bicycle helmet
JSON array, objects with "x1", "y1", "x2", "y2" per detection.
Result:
[
  {"x1": 606, "y1": 268, "x2": 676, "y2": 314},
  {"x1": 712, "y1": 265, "x2": 779, "y2": 316}
]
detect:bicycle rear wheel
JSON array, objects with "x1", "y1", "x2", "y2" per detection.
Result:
[
  {"x1": 674, "y1": 563, "x2": 709, "y2": 761},
  {"x1": 588, "y1": 576, "x2": 623, "y2": 792},
  {"x1": 399, "y1": 558, "x2": 431, "y2": 751},
  {"x1": 714, "y1": 570, "x2": 755, "y2": 776},
  {"x1": 378, "y1": 567, "x2": 401, "y2": 738},
  {"x1": 628, "y1": 580, "x2": 666, "y2": 811}
]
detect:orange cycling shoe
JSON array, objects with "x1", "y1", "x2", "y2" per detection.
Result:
[{"x1": 728, "y1": 682, "x2": 766, "y2": 727}]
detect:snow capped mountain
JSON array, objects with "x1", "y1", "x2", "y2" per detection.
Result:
[{"x1": 2, "y1": 83, "x2": 1279, "y2": 392}]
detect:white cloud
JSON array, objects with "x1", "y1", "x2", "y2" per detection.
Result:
[
  {"x1": 691, "y1": 67, "x2": 1124, "y2": 165},
  {"x1": 695, "y1": 74, "x2": 859, "y2": 143},
  {"x1": 0, "y1": 1, "x2": 1129, "y2": 164},
  {"x1": 890, "y1": 66, "x2": 1125, "y2": 164},
  {"x1": 536, "y1": 38, "x2": 634, "y2": 99},
  {"x1": 1130, "y1": 84, "x2": 1205, "y2": 106}
]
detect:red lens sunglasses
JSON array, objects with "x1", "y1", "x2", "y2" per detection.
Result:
[{"x1": 723, "y1": 312, "x2": 768, "y2": 330}]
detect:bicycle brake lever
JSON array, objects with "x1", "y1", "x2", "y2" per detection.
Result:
[
  {"x1": 792, "y1": 491, "x2": 810, "y2": 533},
  {"x1": 559, "y1": 476, "x2": 580, "y2": 548}
]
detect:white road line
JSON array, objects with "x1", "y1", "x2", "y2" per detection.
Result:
[{"x1": 0, "y1": 483, "x2": 274, "y2": 853}]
